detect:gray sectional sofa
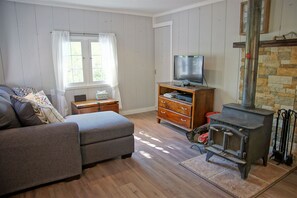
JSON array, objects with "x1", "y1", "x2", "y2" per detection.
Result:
[{"x1": 0, "y1": 85, "x2": 134, "y2": 196}]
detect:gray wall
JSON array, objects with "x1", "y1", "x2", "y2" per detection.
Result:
[
  {"x1": 154, "y1": 0, "x2": 297, "y2": 111},
  {"x1": 0, "y1": 1, "x2": 155, "y2": 114}
]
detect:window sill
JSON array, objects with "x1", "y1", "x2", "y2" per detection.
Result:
[{"x1": 65, "y1": 84, "x2": 109, "y2": 91}]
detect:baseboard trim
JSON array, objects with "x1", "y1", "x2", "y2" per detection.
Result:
[{"x1": 120, "y1": 106, "x2": 156, "y2": 115}]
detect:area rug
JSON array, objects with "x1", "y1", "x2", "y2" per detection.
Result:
[{"x1": 180, "y1": 154, "x2": 297, "y2": 198}]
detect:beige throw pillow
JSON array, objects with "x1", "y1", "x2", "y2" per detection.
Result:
[{"x1": 25, "y1": 91, "x2": 64, "y2": 123}]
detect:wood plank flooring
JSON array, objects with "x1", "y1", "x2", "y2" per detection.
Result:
[{"x1": 12, "y1": 111, "x2": 297, "y2": 198}]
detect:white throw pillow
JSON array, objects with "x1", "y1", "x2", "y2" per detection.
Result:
[{"x1": 25, "y1": 91, "x2": 64, "y2": 123}]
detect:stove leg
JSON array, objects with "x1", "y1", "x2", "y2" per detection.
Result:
[
  {"x1": 238, "y1": 164, "x2": 251, "y2": 179},
  {"x1": 262, "y1": 156, "x2": 268, "y2": 166},
  {"x1": 206, "y1": 151, "x2": 214, "y2": 162}
]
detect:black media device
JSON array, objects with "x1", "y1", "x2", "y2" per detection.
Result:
[
  {"x1": 174, "y1": 55, "x2": 204, "y2": 85},
  {"x1": 176, "y1": 93, "x2": 192, "y2": 103}
]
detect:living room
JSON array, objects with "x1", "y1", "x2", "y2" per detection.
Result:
[{"x1": 0, "y1": 0, "x2": 297, "y2": 197}]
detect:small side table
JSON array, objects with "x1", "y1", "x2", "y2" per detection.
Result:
[{"x1": 71, "y1": 99, "x2": 119, "y2": 115}]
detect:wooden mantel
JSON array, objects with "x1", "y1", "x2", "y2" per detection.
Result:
[{"x1": 233, "y1": 38, "x2": 297, "y2": 48}]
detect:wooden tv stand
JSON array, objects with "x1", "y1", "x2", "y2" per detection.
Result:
[{"x1": 157, "y1": 82, "x2": 215, "y2": 131}]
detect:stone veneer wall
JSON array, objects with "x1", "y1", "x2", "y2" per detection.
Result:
[{"x1": 239, "y1": 46, "x2": 297, "y2": 144}]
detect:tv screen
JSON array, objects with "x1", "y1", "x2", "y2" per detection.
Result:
[{"x1": 174, "y1": 55, "x2": 204, "y2": 84}]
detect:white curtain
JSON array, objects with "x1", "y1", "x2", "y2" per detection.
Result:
[
  {"x1": 51, "y1": 31, "x2": 70, "y2": 116},
  {"x1": 99, "y1": 33, "x2": 122, "y2": 109}
]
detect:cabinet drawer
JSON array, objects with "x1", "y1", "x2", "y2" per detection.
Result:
[
  {"x1": 158, "y1": 96, "x2": 192, "y2": 116},
  {"x1": 158, "y1": 107, "x2": 191, "y2": 128},
  {"x1": 99, "y1": 103, "x2": 119, "y2": 113},
  {"x1": 78, "y1": 107, "x2": 99, "y2": 114}
]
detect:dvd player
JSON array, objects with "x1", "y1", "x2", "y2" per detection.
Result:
[{"x1": 176, "y1": 93, "x2": 192, "y2": 103}]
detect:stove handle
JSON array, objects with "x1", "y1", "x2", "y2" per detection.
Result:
[
  {"x1": 224, "y1": 132, "x2": 233, "y2": 136},
  {"x1": 210, "y1": 126, "x2": 219, "y2": 132},
  {"x1": 210, "y1": 124, "x2": 245, "y2": 138}
]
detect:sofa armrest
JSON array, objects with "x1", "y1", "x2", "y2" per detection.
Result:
[{"x1": 0, "y1": 122, "x2": 82, "y2": 196}]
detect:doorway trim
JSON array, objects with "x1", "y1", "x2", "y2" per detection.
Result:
[{"x1": 153, "y1": 21, "x2": 173, "y2": 82}]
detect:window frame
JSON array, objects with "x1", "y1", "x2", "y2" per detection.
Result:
[{"x1": 66, "y1": 36, "x2": 106, "y2": 89}]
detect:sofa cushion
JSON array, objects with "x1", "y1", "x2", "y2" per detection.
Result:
[
  {"x1": 65, "y1": 111, "x2": 134, "y2": 145},
  {"x1": 10, "y1": 96, "x2": 43, "y2": 126},
  {"x1": 0, "y1": 96, "x2": 21, "y2": 129},
  {"x1": 0, "y1": 90, "x2": 11, "y2": 102},
  {"x1": 0, "y1": 85, "x2": 15, "y2": 96}
]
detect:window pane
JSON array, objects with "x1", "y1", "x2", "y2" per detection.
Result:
[
  {"x1": 71, "y1": 56, "x2": 83, "y2": 69},
  {"x1": 67, "y1": 70, "x2": 74, "y2": 84},
  {"x1": 91, "y1": 42, "x2": 100, "y2": 56},
  {"x1": 92, "y1": 56, "x2": 102, "y2": 68},
  {"x1": 72, "y1": 69, "x2": 84, "y2": 83},
  {"x1": 67, "y1": 41, "x2": 84, "y2": 84},
  {"x1": 70, "y1": 42, "x2": 82, "y2": 55},
  {"x1": 92, "y1": 68, "x2": 104, "y2": 82}
]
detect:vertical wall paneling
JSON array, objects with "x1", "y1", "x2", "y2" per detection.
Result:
[
  {"x1": 280, "y1": 0, "x2": 297, "y2": 35},
  {"x1": 1, "y1": 1, "x2": 155, "y2": 113},
  {"x1": 209, "y1": 1, "x2": 226, "y2": 110},
  {"x1": 0, "y1": 1, "x2": 25, "y2": 86},
  {"x1": 111, "y1": 13, "x2": 125, "y2": 108},
  {"x1": 154, "y1": 26, "x2": 171, "y2": 106},
  {"x1": 145, "y1": 17, "x2": 155, "y2": 108},
  {"x1": 35, "y1": 5, "x2": 55, "y2": 93},
  {"x1": 69, "y1": 9, "x2": 84, "y2": 32},
  {"x1": 135, "y1": 17, "x2": 146, "y2": 108},
  {"x1": 84, "y1": 11, "x2": 99, "y2": 33},
  {"x1": 188, "y1": 8, "x2": 200, "y2": 55},
  {"x1": 16, "y1": 3, "x2": 42, "y2": 88},
  {"x1": 178, "y1": 11, "x2": 189, "y2": 55},
  {"x1": 223, "y1": 0, "x2": 241, "y2": 105},
  {"x1": 199, "y1": 5, "x2": 212, "y2": 78},
  {"x1": 260, "y1": 0, "x2": 283, "y2": 40},
  {"x1": 172, "y1": 14, "x2": 179, "y2": 55},
  {"x1": 52, "y1": 7, "x2": 69, "y2": 30},
  {"x1": 123, "y1": 15, "x2": 137, "y2": 110},
  {"x1": 0, "y1": 4, "x2": 4, "y2": 85},
  {"x1": 0, "y1": 49, "x2": 4, "y2": 84},
  {"x1": 99, "y1": 12, "x2": 112, "y2": 33}
]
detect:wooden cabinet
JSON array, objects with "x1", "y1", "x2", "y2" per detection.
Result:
[
  {"x1": 157, "y1": 82, "x2": 215, "y2": 131},
  {"x1": 71, "y1": 99, "x2": 119, "y2": 115}
]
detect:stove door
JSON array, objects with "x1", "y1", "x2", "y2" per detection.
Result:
[{"x1": 208, "y1": 124, "x2": 247, "y2": 159}]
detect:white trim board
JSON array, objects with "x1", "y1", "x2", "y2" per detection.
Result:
[
  {"x1": 153, "y1": 21, "x2": 173, "y2": 82},
  {"x1": 120, "y1": 106, "x2": 156, "y2": 115},
  {"x1": 7, "y1": 0, "x2": 153, "y2": 17},
  {"x1": 9, "y1": 0, "x2": 225, "y2": 18},
  {"x1": 153, "y1": 0, "x2": 224, "y2": 18}
]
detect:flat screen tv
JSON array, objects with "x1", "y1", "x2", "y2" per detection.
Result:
[{"x1": 174, "y1": 55, "x2": 204, "y2": 84}]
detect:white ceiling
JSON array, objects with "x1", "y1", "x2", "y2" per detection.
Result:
[{"x1": 9, "y1": 0, "x2": 214, "y2": 16}]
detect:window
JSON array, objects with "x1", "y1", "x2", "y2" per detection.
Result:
[{"x1": 66, "y1": 36, "x2": 105, "y2": 87}]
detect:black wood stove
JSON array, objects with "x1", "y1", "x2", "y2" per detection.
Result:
[
  {"x1": 206, "y1": 103, "x2": 273, "y2": 179},
  {"x1": 205, "y1": 0, "x2": 274, "y2": 179}
]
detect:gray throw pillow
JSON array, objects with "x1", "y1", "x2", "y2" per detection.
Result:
[
  {"x1": 10, "y1": 96, "x2": 43, "y2": 126},
  {"x1": 0, "y1": 96, "x2": 21, "y2": 129}
]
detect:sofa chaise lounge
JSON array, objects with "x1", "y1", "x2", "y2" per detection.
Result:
[{"x1": 0, "y1": 85, "x2": 134, "y2": 196}]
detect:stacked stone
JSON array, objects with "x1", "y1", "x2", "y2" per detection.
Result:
[{"x1": 239, "y1": 46, "x2": 297, "y2": 145}]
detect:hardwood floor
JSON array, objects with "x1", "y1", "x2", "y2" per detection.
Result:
[{"x1": 12, "y1": 111, "x2": 297, "y2": 198}]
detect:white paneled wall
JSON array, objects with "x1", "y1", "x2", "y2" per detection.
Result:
[
  {"x1": 0, "y1": 1, "x2": 155, "y2": 114},
  {"x1": 154, "y1": 0, "x2": 297, "y2": 111}
]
